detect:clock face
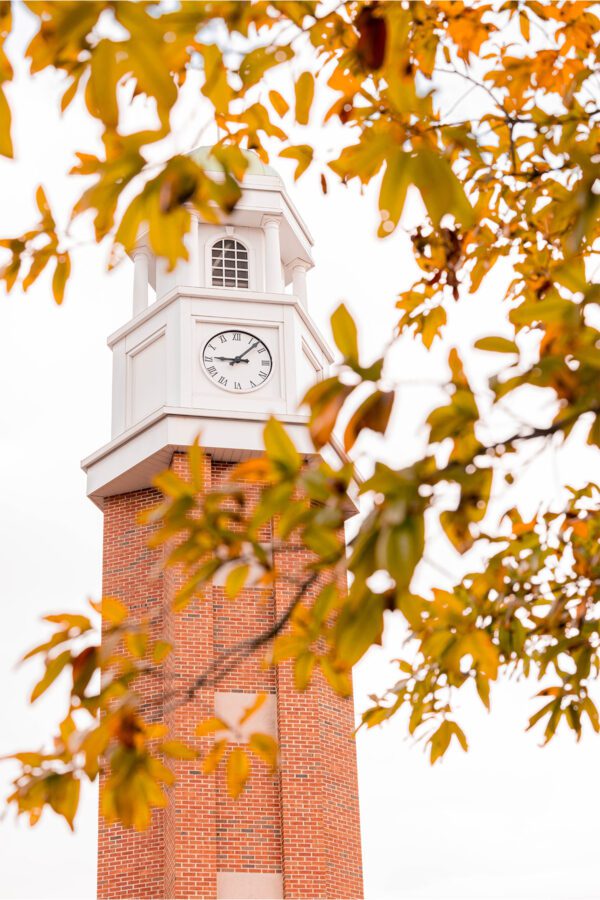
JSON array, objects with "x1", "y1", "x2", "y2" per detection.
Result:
[{"x1": 201, "y1": 330, "x2": 273, "y2": 393}]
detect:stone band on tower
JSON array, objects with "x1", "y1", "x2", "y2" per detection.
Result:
[{"x1": 83, "y1": 149, "x2": 363, "y2": 899}]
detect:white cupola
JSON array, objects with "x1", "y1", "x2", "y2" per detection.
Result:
[{"x1": 82, "y1": 148, "x2": 349, "y2": 508}]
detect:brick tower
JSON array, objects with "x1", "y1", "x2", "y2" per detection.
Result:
[{"x1": 82, "y1": 149, "x2": 363, "y2": 900}]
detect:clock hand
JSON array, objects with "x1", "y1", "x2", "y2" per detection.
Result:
[
  {"x1": 231, "y1": 341, "x2": 259, "y2": 364},
  {"x1": 214, "y1": 356, "x2": 249, "y2": 363}
]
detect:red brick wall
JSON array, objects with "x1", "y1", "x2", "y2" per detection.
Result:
[{"x1": 97, "y1": 453, "x2": 363, "y2": 899}]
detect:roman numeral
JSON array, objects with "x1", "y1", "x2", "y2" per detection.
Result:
[
  {"x1": 261, "y1": 359, "x2": 270, "y2": 367},
  {"x1": 233, "y1": 332, "x2": 241, "y2": 341},
  {"x1": 257, "y1": 346, "x2": 266, "y2": 353},
  {"x1": 207, "y1": 366, "x2": 217, "y2": 376},
  {"x1": 219, "y1": 334, "x2": 227, "y2": 344},
  {"x1": 259, "y1": 370, "x2": 267, "y2": 380},
  {"x1": 208, "y1": 344, "x2": 215, "y2": 351},
  {"x1": 234, "y1": 382, "x2": 242, "y2": 390},
  {"x1": 218, "y1": 376, "x2": 228, "y2": 386},
  {"x1": 204, "y1": 356, "x2": 213, "y2": 363},
  {"x1": 250, "y1": 380, "x2": 257, "y2": 388}
]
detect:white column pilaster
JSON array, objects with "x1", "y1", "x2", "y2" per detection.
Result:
[
  {"x1": 132, "y1": 248, "x2": 150, "y2": 318},
  {"x1": 190, "y1": 213, "x2": 201, "y2": 286},
  {"x1": 262, "y1": 215, "x2": 284, "y2": 293},
  {"x1": 290, "y1": 259, "x2": 309, "y2": 308}
]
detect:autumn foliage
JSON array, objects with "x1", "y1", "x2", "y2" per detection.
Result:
[{"x1": 3, "y1": 0, "x2": 600, "y2": 830}]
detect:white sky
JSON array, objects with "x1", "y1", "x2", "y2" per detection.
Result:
[{"x1": 1, "y1": 6, "x2": 600, "y2": 900}]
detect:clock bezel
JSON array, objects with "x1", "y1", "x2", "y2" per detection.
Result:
[{"x1": 200, "y1": 329, "x2": 274, "y2": 394}]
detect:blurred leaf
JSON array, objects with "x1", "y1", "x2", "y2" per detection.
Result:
[
  {"x1": 294, "y1": 71, "x2": 314, "y2": 125},
  {"x1": 474, "y1": 336, "x2": 519, "y2": 354},
  {"x1": 248, "y1": 732, "x2": 278, "y2": 773},
  {"x1": 331, "y1": 303, "x2": 359, "y2": 362},
  {"x1": 227, "y1": 747, "x2": 250, "y2": 798},
  {"x1": 30, "y1": 650, "x2": 71, "y2": 702}
]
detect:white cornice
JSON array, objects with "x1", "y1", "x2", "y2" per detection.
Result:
[
  {"x1": 81, "y1": 405, "x2": 310, "y2": 471},
  {"x1": 107, "y1": 287, "x2": 335, "y2": 364}
]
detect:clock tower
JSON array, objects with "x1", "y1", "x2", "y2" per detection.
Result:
[{"x1": 83, "y1": 148, "x2": 363, "y2": 899}]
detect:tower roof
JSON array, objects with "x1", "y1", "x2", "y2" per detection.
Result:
[{"x1": 189, "y1": 146, "x2": 282, "y2": 181}]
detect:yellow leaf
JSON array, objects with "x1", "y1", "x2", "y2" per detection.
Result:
[
  {"x1": 44, "y1": 613, "x2": 91, "y2": 631},
  {"x1": 199, "y1": 44, "x2": 232, "y2": 111},
  {"x1": 126, "y1": 630, "x2": 148, "y2": 659},
  {"x1": 279, "y1": 144, "x2": 313, "y2": 180},
  {"x1": 160, "y1": 740, "x2": 197, "y2": 760},
  {"x1": 152, "y1": 640, "x2": 172, "y2": 664},
  {"x1": 187, "y1": 437, "x2": 204, "y2": 491},
  {"x1": 48, "y1": 774, "x2": 80, "y2": 831},
  {"x1": 269, "y1": 89, "x2": 289, "y2": 117},
  {"x1": 294, "y1": 652, "x2": 316, "y2": 691},
  {"x1": 239, "y1": 45, "x2": 293, "y2": 89},
  {"x1": 264, "y1": 417, "x2": 300, "y2": 473},
  {"x1": 225, "y1": 564, "x2": 250, "y2": 600},
  {"x1": 227, "y1": 747, "x2": 250, "y2": 798},
  {"x1": 294, "y1": 71, "x2": 314, "y2": 125},
  {"x1": 51, "y1": 253, "x2": 71, "y2": 305},
  {"x1": 319, "y1": 657, "x2": 352, "y2": 696},
  {"x1": 248, "y1": 733, "x2": 279, "y2": 773},
  {"x1": 331, "y1": 303, "x2": 358, "y2": 361},
  {"x1": 238, "y1": 692, "x2": 266, "y2": 726},
  {"x1": 101, "y1": 596, "x2": 128, "y2": 625},
  {"x1": 86, "y1": 39, "x2": 120, "y2": 127},
  {"x1": 202, "y1": 738, "x2": 227, "y2": 775},
  {"x1": 474, "y1": 336, "x2": 519, "y2": 354},
  {"x1": 343, "y1": 390, "x2": 394, "y2": 451},
  {"x1": 377, "y1": 150, "x2": 412, "y2": 237},
  {"x1": 0, "y1": 86, "x2": 12, "y2": 158},
  {"x1": 196, "y1": 717, "x2": 228, "y2": 738},
  {"x1": 30, "y1": 650, "x2": 71, "y2": 702}
]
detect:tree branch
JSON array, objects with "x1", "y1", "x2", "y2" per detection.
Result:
[{"x1": 163, "y1": 570, "x2": 320, "y2": 712}]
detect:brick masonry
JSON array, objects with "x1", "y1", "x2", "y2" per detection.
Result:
[{"x1": 97, "y1": 452, "x2": 363, "y2": 899}]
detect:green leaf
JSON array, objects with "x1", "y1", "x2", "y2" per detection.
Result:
[
  {"x1": 48, "y1": 773, "x2": 80, "y2": 830},
  {"x1": 294, "y1": 652, "x2": 316, "y2": 691},
  {"x1": 331, "y1": 303, "x2": 359, "y2": 362},
  {"x1": 264, "y1": 417, "x2": 300, "y2": 474},
  {"x1": 378, "y1": 516, "x2": 425, "y2": 592},
  {"x1": 474, "y1": 336, "x2": 519, "y2": 354},
  {"x1": 239, "y1": 45, "x2": 293, "y2": 89},
  {"x1": 319, "y1": 657, "x2": 352, "y2": 696},
  {"x1": 335, "y1": 590, "x2": 385, "y2": 666},
  {"x1": 412, "y1": 149, "x2": 475, "y2": 229},
  {"x1": 152, "y1": 640, "x2": 172, "y2": 663},
  {"x1": 378, "y1": 149, "x2": 412, "y2": 236},
  {"x1": 225, "y1": 564, "x2": 250, "y2": 599}
]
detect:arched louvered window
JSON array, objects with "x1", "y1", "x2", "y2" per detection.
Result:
[{"x1": 211, "y1": 238, "x2": 249, "y2": 289}]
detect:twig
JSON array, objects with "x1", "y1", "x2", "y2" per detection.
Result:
[{"x1": 164, "y1": 570, "x2": 320, "y2": 712}]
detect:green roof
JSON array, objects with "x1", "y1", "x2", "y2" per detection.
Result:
[{"x1": 189, "y1": 146, "x2": 280, "y2": 178}]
